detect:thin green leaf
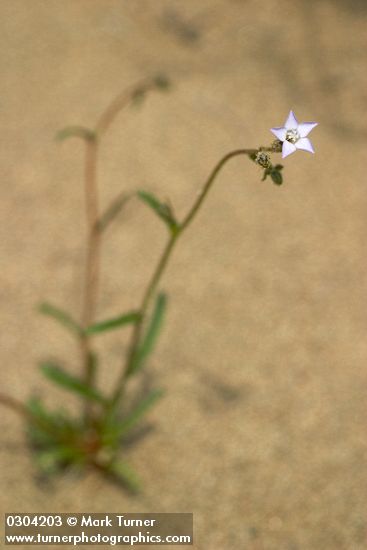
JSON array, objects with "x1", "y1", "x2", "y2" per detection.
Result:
[
  {"x1": 103, "y1": 389, "x2": 164, "y2": 444},
  {"x1": 40, "y1": 363, "x2": 106, "y2": 404},
  {"x1": 39, "y1": 302, "x2": 83, "y2": 336},
  {"x1": 26, "y1": 397, "x2": 56, "y2": 439},
  {"x1": 26, "y1": 398, "x2": 82, "y2": 452},
  {"x1": 36, "y1": 445, "x2": 84, "y2": 474},
  {"x1": 96, "y1": 192, "x2": 133, "y2": 232},
  {"x1": 86, "y1": 311, "x2": 141, "y2": 335},
  {"x1": 153, "y1": 74, "x2": 170, "y2": 90},
  {"x1": 120, "y1": 389, "x2": 164, "y2": 434},
  {"x1": 137, "y1": 190, "x2": 178, "y2": 232},
  {"x1": 138, "y1": 190, "x2": 162, "y2": 212},
  {"x1": 26, "y1": 398, "x2": 65, "y2": 446},
  {"x1": 107, "y1": 460, "x2": 140, "y2": 492},
  {"x1": 127, "y1": 293, "x2": 167, "y2": 377},
  {"x1": 36, "y1": 449, "x2": 63, "y2": 474},
  {"x1": 56, "y1": 126, "x2": 96, "y2": 142},
  {"x1": 27, "y1": 396, "x2": 52, "y2": 422}
]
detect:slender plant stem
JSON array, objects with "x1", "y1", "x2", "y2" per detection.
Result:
[
  {"x1": 0, "y1": 393, "x2": 33, "y2": 422},
  {"x1": 111, "y1": 147, "x2": 273, "y2": 407},
  {"x1": 122, "y1": 233, "x2": 178, "y2": 381},
  {"x1": 95, "y1": 78, "x2": 157, "y2": 136},
  {"x1": 0, "y1": 77, "x2": 169, "y2": 453},
  {"x1": 80, "y1": 138, "x2": 99, "y2": 423},
  {"x1": 82, "y1": 141, "x2": 100, "y2": 328},
  {"x1": 79, "y1": 78, "x2": 166, "y2": 422},
  {"x1": 180, "y1": 148, "x2": 263, "y2": 231}
]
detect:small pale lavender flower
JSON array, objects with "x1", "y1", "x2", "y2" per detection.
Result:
[{"x1": 270, "y1": 111, "x2": 318, "y2": 159}]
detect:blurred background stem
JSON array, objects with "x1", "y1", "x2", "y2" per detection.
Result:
[{"x1": 79, "y1": 77, "x2": 167, "y2": 423}]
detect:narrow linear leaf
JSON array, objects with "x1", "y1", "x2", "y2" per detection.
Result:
[
  {"x1": 153, "y1": 73, "x2": 171, "y2": 90},
  {"x1": 137, "y1": 190, "x2": 162, "y2": 212},
  {"x1": 27, "y1": 397, "x2": 56, "y2": 436},
  {"x1": 138, "y1": 293, "x2": 167, "y2": 365},
  {"x1": 86, "y1": 311, "x2": 141, "y2": 335},
  {"x1": 39, "y1": 303, "x2": 83, "y2": 336},
  {"x1": 96, "y1": 192, "x2": 133, "y2": 233},
  {"x1": 107, "y1": 460, "x2": 140, "y2": 492},
  {"x1": 56, "y1": 126, "x2": 96, "y2": 142},
  {"x1": 36, "y1": 449, "x2": 64, "y2": 474},
  {"x1": 137, "y1": 190, "x2": 178, "y2": 232},
  {"x1": 27, "y1": 396, "x2": 52, "y2": 422},
  {"x1": 120, "y1": 389, "x2": 164, "y2": 434},
  {"x1": 26, "y1": 398, "x2": 67, "y2": 445},
  {"x1": 36, "y1": 445, "x2": 84, "y2": 474},
  {"x1": 40, "y1": 363, "x2": 106, "y2": 404},
  {"x1": 127, "y1": 293, "x2": 167, "y2": 377},
  {"x1": 103, "y1": 389, "x2": 164, "y2": 444}
]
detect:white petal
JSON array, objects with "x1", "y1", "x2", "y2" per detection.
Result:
[
  {"x1": 284, "y1": 110, "x2": 299, "y2": 130},
  {"x1": 295, "y1": 137, "x2": 314, "y2": 153},
  {"x1": 282, "y1": 141, "x2": 297, "y2": 158},
  {"x1": 298, "y1": 122, "x2": 318, "y2": 138},
  {"x1": 270, "y1": 127, "x2": 287, "y2": 141}
]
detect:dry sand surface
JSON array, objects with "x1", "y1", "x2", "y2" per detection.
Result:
[{"x1": 1, "y1": 1, "x2": 367, "y2": 548}]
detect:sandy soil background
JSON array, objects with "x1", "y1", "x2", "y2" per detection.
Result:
[{"x1": 1, "y1": 1, "x2": 366, "y2": 548}]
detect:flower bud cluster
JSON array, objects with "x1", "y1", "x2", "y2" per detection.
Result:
[
  {"x1": 251, "y1": 148, "x2": 283, "y2": 185},
  {"x1": 271, "y1": 139, "x2": 283, "y2": 153},
  {"x1": 255, "y1": 151, "x2": 272, "y2": 169}
]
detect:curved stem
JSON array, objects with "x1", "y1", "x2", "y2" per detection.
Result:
[
  {"x1": 111, "y1": 147, "x2": 272, "y2": 406},
  {"x1": 95, "y1": 78, "x2": 156, "y2": 136},
  {"x1": 180, "y1": 148, "x2": 260, "y2": 231}
]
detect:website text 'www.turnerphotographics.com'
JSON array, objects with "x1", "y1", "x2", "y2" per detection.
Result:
[{"x1": 4, "y1": 513, "x2": 193, "y2": 546}]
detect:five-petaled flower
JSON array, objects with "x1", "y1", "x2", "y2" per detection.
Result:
[{"x1": 271, "y1": 111, "x2": 318, "y2": 159}]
